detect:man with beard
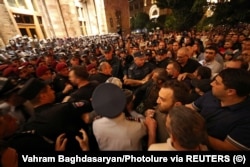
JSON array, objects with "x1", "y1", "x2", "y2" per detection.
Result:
[
  {"x1": 133, "y1": 68, "x2": 168, "y2": 114},
  {"x1": 63, "y1": 65, "x2": 97, "y2": 104},
  {"x1": 199, "y1": 46, "x2": 223, "y2": 75},
  {"x1": 145, "y1": 80, "x2": 190, "y2": 143}
]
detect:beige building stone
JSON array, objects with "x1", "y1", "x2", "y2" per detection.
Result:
[{"x1": 0, "y1": 0, "x2": 130, "y2": 46}]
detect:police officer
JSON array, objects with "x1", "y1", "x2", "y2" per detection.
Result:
[
  {"x1": 155, "y1": 48, "x2": 172, "y2": 69},
  {"x1": 101, "y1": 45, "x2": 123, "y2": 79},
  {"x1": 9, "y1": 80, "x2": 95, "y2": 152},
  {"x1": 124, "y1": 51, "x2": 154, "y2": 89}
]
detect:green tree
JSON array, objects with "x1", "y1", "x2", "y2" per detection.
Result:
[
  {"x1": 158, "y1": 0, "x2": 250, "y2": 30},
  {"x1": 131, "y1": 12, "x2": 150, "y2": 30},
  {"x1": 156, "y1": 0, "x2": 205, "y2": 31},
  {"x1": 204, "y1": 0, "x2": 250, "y2": 26}
]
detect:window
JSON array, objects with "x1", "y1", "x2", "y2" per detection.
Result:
[
  {"x1": 19, "y1": 28, "x2": 28, "y2": 36},
  {"x1": 7, "y1": 0, "x2": 17, "y2": 7},
  {"x1": 129, "y1": 5, "x2": 133, "y2": 11},
  {"x1": 152, "y1": 10, "x2": 158, "y2": 16},
  {"x1": 77, "y1": 7, "x2": 84, "y2": 19},
  {"x1": 7, "y1": 0, "x2": 27, "y2": 9},
  {"x1": 29, "y1": 28, "x2": 38, "y2": 38},
  {"x1": 13, "y1": 14, "x2": 34, "y2": 24},
  {"x1": 140, "y1": 1, "x2": 144, "y2": 8},
  {"x1": 151, "y1": 0, "x2": 157, "y2": 4},
  {"x1": 23, "y1": 15, "x2": 34, "y2": 23},
  {"x1": 37, "y1": 16, "x2": 42, "y2": 24},
  {"x1": 76, "y1": 7, "x2": 80, "y2": 17},
  {"x1": 110, "y1": 18, "x2": 113, "y2": 28},
  {"x1": 79, "y1": 21, "x2": 83, "y2": 26},
  {"x1": 134, "y1": 3, "x2": 139, "y2": 10}
]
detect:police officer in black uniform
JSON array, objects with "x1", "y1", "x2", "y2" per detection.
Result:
[
  {"x1": 124, "y1": 51, "x2": 154, "y2": 90},
  {"x1": 155, "y1": 48, "x2": 172, "y2": 69},
  {"x1": 8, "y1": 79, "x2": 97, "y2": 152},
  {"x1": 101, "y1": 45, "x2": 123, "y2": 80}
]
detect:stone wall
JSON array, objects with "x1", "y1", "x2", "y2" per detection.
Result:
[
  {"x1": 104, "y1": 0, "x2": 130, "y2": 35},
  {"x1": 0, "y1": 1, "x2": 19, "y2": 45}
]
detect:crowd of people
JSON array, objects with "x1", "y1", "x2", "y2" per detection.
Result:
[{"x1": 0, "y1": 23, "x2": 250, "y2": 164}]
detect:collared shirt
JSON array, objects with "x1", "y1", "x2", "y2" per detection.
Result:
[
  {"x1": 199, "y1": 60, "x2": 223, "y2": 74},
  {"x1": 192, "y1": 91, "x2": 250, "y2": 150},
  {"x1": 127, "y1": 62, "x2": 153, "y2": 80},
  {"x1": 93, "y1": 113, "x2": 147, "y2": 150}
]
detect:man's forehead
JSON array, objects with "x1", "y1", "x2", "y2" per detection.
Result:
[
  {"x1": 160, "y1": 87, "x2": 174, "y2": 95},
  {"x1": 214, "y1": 75, "x2": 223, "y2": 82}
]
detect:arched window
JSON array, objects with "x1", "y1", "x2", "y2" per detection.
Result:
[{"x1": 149, "y1": 4, "x2": 159, "y2": 19}]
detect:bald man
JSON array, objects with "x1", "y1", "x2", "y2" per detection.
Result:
[{"x1": 89, "y1": 62, "x2": 113, "y2": 84}]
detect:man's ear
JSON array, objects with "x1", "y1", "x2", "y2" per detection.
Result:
[
  {"x1": 157, "y1": 80, "x2": 163, "y2": 85},
  {"x1": 174, "y1": 101, "x2": 182, "y2": 106},
  {"x1": 227, "y1": 89, "x2": 236, "y2": 96}
]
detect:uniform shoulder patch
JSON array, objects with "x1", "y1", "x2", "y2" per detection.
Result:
[{"x1": 72, "y1": 101, "x2": 85, "y2": 108}]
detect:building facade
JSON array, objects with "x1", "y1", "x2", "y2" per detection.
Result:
[
  {"x1": 0, "y1": 0, "x2": 130, "y2": 46},
  {"x1": 129, "y1": 0, "x2": 171, "y2": 20}
]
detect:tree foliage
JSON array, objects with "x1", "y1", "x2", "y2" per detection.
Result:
[
  {"x1": 156, "y1": 0, "x2": 205, "y2": 31},
  {"x1": 130, "y1": 12, "x2": 150, "y2": 30},
  {"x1": 204, "y1": 0, "x2": 250, "y2": 26},
  {"x1": 156, "y1": 0, "x2": 250, "y2": 31}
]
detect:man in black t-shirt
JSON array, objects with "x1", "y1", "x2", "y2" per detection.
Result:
[
  {"x1": 89, "y1": 62, "x2": 112, "y2": 84},
  {"x1": 176, "y1": 47, "x2": 201, "y2": 74},
  {"x1": 63, "y1": 65, "x2": 98, "y2": 104}
]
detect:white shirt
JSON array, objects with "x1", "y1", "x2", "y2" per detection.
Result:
[
  {"x1": 148, "y1": 138, "x2": 176, "y2": 151},
  {"x1": 93, "y1": 113, "x2": 147, "y2": 150},
  {"x1": 199, "y1": 60, "x2": 223, "y2": 74}
]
